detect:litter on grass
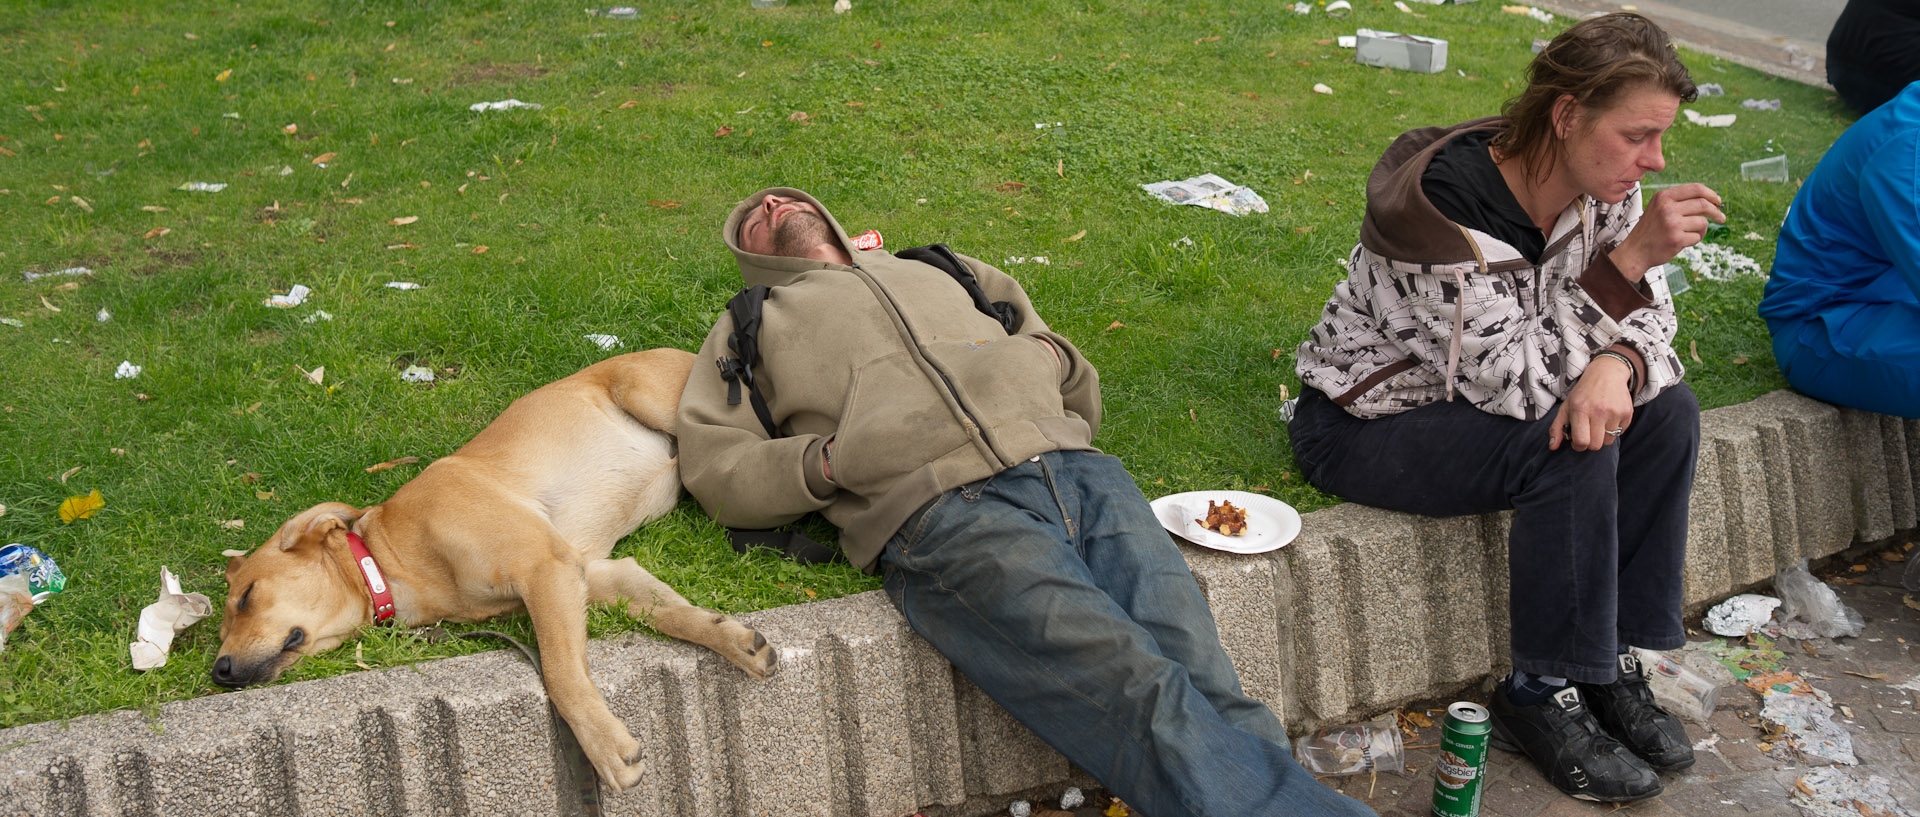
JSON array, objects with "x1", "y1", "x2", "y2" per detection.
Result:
[
  {"x1": 1791, "y1": 768, "x2": 1918, "y2": 817},
  {"x1": 114, "y1": 361, "x2": 142, "y2": 379},
  {"x1": 1313, "y1": 82, "x2": 1334, "y2": 95},
  {"x1": 833, "y1": 0, "x2": 851, "y2": 12},
  {"x1": 1140, "y1": 173, "x2": 1269, "y2": 217},
  {"x1": 385, "y1": 281, "x2": 422, "y2": 290},
  {"x1": 1672, "y1": 242, "x2": 1764, "y2": 282},
  {"x1": 129, "y1": 567, "x2": 213, "y2": 671},
  {"x1": 1697, "y1": 83, "x2": 1725, "y2": 96},
  {"x1": 0, "y1": 543, "x2": 68, "y2": 602},
  {"x1": 1326, "y1": 0, "x2": 1352, "y2": 16},
  {"x1": 177, "y1": 181, "x2": 227, "y2": 192},
  {"x1": 1704, "y1": 593, "x2": 1780, "y2": 636},
  {"x1": 1501, "y1": 5, "x2": 1553, "y2": 23},
  {"x1": 1003, "y1": 256, "x2": 1050, "y2": 265},
  {"x1": 302, "y1": 310, "x2": 333, "y2": 323},
  {"x1": 265, "y1": 284, "x2": 313, "y2": 308},
  {"x1": 1683, "y1": 109, "x2": 1737, "y2": 128},
  {"x1": 0, "y1": 318, "x2": 21, "y2": 328},
  {"x1": 401, "y1": 366, "x2": 436, "y2": 383},
  {"x1": 1293, "y1": 1, "x2": 1311, "y2": 12},
  {"x1": 584, "y1": 334, "x2": 622, "y2": 350},
  {"x1": 21, "y1": 266, "x2": 91, "y2": 282},
  {"x1": 1742, "y1": 98, "x2": 1782, "y2": 110},
  {"x1": 469, "y1": 99, "x2": 543, "y2": 112},
  {"x1": 1355, "y1": 29, "x2": 1449, "y2": 73},
  {"x1": 0, "y1": 574, "x2": 29, "y2": 652},
  {"x1": 1741, "y1": 155, "x2": 1790, "y2": 182},
  {"x1": 586, "y1": 6, "x2": 638, "y2": 17}
]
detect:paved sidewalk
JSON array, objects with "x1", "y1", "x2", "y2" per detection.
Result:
[{"x1": 1317, "y1": 538, "x2": 1920, "y2": 817}]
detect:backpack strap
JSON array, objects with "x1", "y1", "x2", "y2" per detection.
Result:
[
  {"x1": 895, "y1": 243, "x2": 1020, "y2": 333},
  {"x1": 715, "y1": 285, "x2": 780, "y2": 439}
]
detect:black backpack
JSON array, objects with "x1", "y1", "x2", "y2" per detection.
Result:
[{"x1": 713, "y1": 244, "x2": 1017, "y2": 564}]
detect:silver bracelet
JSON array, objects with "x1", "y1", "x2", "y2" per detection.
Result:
[{"x1": 1592, "y1": 349, "x2": 1639, "y2": 395}]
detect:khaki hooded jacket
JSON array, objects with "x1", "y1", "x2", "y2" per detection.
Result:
[{"x1": 677, "y1": 188, "x2": 1102, "y2": 571}]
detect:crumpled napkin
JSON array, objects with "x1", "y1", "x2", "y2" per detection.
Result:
[
  {"x1": 130, "y1": 566, "x2": 212, "y2": 671},
  {"x1": 1703, "y1": 593, "x2": 1780, "y2": 637}
]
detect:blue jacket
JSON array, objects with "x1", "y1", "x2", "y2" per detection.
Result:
[{"x1": 1761, "y1": 81, "x2": 1920, "y2": 329}]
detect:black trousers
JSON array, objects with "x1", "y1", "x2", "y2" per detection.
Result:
[{"x1": 1288, "y1": 384, "x2": 1700, "y2": 684}]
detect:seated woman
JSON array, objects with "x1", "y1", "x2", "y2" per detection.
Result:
[
  {"x1": 1287, "y1": 13, "x2": 1722, "y2": 804},
  {"x1": 1760, "y1": 80, "x2": 1920, "y2": 419}
]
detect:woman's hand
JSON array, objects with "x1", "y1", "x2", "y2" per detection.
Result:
[
  {"x1": 1549, "y1": 355, "x2": 1635, "y2": 452},
  {"x1": 1611, "y1": 183, "x2": 1726, "y2": 281}
]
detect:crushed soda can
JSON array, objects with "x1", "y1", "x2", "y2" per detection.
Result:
[
  {"x1": 850, "y1": 229, "x2": 883, "y2": 251},
  {"x1": 0, "y1": 544, "x2": 69, "y2": 604}
]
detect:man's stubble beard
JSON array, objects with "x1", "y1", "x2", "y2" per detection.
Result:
[{"x1": 771, "y1": 210, "x2": 834, "y2": 258}]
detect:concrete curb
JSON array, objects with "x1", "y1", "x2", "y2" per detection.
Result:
[{"x1": 3, "y1": 390, "x2": 1915, "y2": 817}]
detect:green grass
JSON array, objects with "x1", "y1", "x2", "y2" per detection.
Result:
[{"x1": 0, "y1": 0, "x2": 1852, "y2": 727}]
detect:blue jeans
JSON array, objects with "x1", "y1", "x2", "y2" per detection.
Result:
[
  {"x1": 880, "y1": 451, "x2": 1373, "y2": 817},
  {"x1": 1289, "y1": 385, "x2": 1698, "y2": 684}
]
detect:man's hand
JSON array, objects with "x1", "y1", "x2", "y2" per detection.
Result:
[
  {"x1": 1549, "y1": 355, "x2": 1635, "y2": 452},
  {"x1": 1611, "y1": 183, "x2": 1726, "y2": 281}
]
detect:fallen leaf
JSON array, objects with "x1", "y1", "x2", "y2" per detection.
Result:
[
  {"x1": 219, "y1": 519, "x2": 245, "y2": 530},
  {"x1": 41, "y1": 295, "x2": 61, "y2": 312},
  {"x1": 389, "y1": 215, "x2": 418, "y2": 226},
  {"x1": 1904, "y1": 594, "x2": 1920, "y2": 611},
  {"x1": 1851, "y1": 564, "x2": 1868, "y2": 572},
  {"x1": 242, "y1": 472, "x2": 261, "y2": 484},
  {"x1": 994, "y1": 181, "x2": 1026, "y2": 193},
  {"x1": 298, "y1": 365, "x2": 324, "y2": 385},
  {"x1": 70, "y1": 196, "x2": 92, "y2": 213},
  {"x1": 1732, "y1": 356, "x2": 1748, "y2": 365},
  {"x1": 215, "y1": 68, "x2": 232, "y2": 82},
  {"x1": 110, "y1": 448, "x2": 127, "y2": 456},
  {"x1": 142, "y1": 205, "x2": 169, "y2": 212},
  {"x1": 1844, "y1": 670, "x2": 1888, "y2": 679},
  {"x1": 144, "y1": 227, "x2": 171, "y2": 239},
  {"x1": 1056, "y1": 159, "x2": 1064, "y2": 178},
  {"x1": 255, "y1": 490, "x2": 275, "y2": 501},
  {"x1": 1188, "y1": 408, "x2": 1197, "y2": 421},
  {"x1": 1795, "y1": 778, "x2": 1816, "y2": 796},
  {"x1": 472, "y1": 245, "x2": 489, "y2": 254},
  {"x1": 283, "y1": 123, "x2": 297, "y2": 134},
  {"x1": 1064, "y1": 229, "x2": 1086, "y2": 242},
  {"x1": 787, "y1": 111, "x2": 811, "y2": 123},
  {"x1": 649, "y1": 200, "x2": 683, "y2": 208},
  {"x1": 1840, "y1": 704, "x2": 1854, "y2": 718},
  {"x1": 714, "y1": 125, "x2": 733, "y2": 137},
  {"x1": 1194, "y1": 35, "x2": 1221, "y2": 44},
  {"x1": 1293, "y1": 226, "x2": 1316, "y2": 234},
  {"x1": 364, "y1": 456, "x2": 420, "y2": 473},
  {"x1": 59, "y1": 465, "x2": 83, "y2": 483},
  {"x1": 58, "y1": 489, "x2": 105, "y2": 523},
  {"x1": 1271, "y1": 349, "x2": 1283, "y2": 360},
  {"x1": 618, "y1": 100, "x2": 638, "y2": 109},
  {"x1": 1105, "y1": 321, "x2": 1125, "y2": 331},
  {"x1": 312, "y1": 151, "x2": 337, "y2": 165},
  {"x1": 1757, "y1": 741, "x2": 1773, "y2": 752},
  {"x1": 1689, "y1": 340, "x2": 1702, "y2": 363},
  {"x1": 386, "y1": 243, "x2": 417, "y2": 250}
]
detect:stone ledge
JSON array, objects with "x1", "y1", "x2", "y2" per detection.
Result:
[{"x1": 3, "y1": 391, "x2": 1912, "y2": 817}]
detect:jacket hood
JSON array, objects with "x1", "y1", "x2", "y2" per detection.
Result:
[
  {"x1": 722, "y1": 187, "x2": 863, "y2": 287},
  {"x1": 1357, "y1": 116, "x2": 1505, "y2": 264}
]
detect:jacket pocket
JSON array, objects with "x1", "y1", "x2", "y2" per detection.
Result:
[{"x1": 832, "y1": 350, "x2": 972, "y2": 496}]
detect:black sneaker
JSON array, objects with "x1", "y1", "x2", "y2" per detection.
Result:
[
  {"x1": 1488, "y1": 686, "x2": 1663, "y2": 802},
  {"x1": 1578, "y1": 653, "x2": 1696, "y2": 771}
]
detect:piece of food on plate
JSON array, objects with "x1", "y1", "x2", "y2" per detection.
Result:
[{"x1": 1196, "y1": 500, "x2": 1249, "y2": 536}]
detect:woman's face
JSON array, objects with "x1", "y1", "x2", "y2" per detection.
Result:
[{"x1": 1555, "y1": 84, "x2": 1681, "y2": 204}]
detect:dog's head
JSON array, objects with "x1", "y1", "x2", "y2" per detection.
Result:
[{"x1": 213, "y1": 502, "x2": 370, "y2": 688}]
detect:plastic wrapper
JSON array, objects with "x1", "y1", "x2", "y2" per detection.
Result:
[
  {"x1": 1632, "y1": 647, "x2": 1726, "y2": 722},
  {"x1": 1704, "y1": 593, "x2": 1780, "y2": 636},
  {"x1": 1292, "y1": 715, "x2": 1404, "y2": 775},
  {"x1": 0, "y1": 574, "x2": 30, "y2": 652},
  {"x1": 1774, "y1": 559, "x2": 1864, "y2": 638}
]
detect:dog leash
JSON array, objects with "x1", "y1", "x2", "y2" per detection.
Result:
[{"x1": 451, "y1": 630, "x2": 603, "y2": 817}]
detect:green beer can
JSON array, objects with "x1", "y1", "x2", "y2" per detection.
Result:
[{"x1": 1431, "y1": 702, "x2": 1491, "y2": 817}]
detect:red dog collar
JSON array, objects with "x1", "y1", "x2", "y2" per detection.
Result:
[{"x1": 346, "y1": 532, "x2": 397, "y2": 624}]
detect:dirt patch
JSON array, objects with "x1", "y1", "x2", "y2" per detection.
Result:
[
  {"x1": 452, "y1": 62, "x2": 548, "y2": 85},
  {"x1": 136, "y1": 248, "x2": 200, "y2": 277}
]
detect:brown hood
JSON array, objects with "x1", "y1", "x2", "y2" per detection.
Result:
[
  {"x1": 721, "y1": 187, "x2": 865, "y2": 287},
  {"x1": 1357, "y1": 116, "x2": 1505, "y2": 264}
]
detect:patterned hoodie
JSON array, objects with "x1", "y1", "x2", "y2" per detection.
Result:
[{"x1": 1295, "y1": 117, "x2": 1685, "y2": 421}]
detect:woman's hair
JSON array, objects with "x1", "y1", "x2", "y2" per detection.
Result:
[{"x1": 1493, "y1": 13, "x2": 1697, "y2": 182}]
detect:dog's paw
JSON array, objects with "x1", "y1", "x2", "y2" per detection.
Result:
[
  {"x1": 593, "y1": 740, "x2": 646, "y2": 792},
  {"x1": 720, "y1": 618, "x2": 778, "y2": 680}
]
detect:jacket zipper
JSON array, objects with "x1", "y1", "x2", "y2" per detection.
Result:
[{"x1": 849, "y1": 263, "x2": 1007, "y2": 470}]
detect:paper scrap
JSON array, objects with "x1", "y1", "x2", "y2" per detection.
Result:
[
  {"x1": 1312, "y1": 83, "x2": 1333, "y2": 95},
  {"x1": 1790, "y1": 768, "x2": 1917, "y2": 817},
  {"x1": 302, "y1": 310, "x2": 333, "y2": 323},
  {"x1": 1741, "y1": 98, "x2": 1781, "y2": 110},
  {"x1": 400, "y1": 365, "x2": 435, "y2": 383},
  {"x1": 1683, "y1": 109, "x2": 1737, "y2": 128},
  {"x1": 177, "y1": 182, "x2": 227, "y2": 192},
  {"x1": 385, "y1": 281, "x2": 422, "y2": 290},
  {"x1": 469, "y1": 99, "x2": 543, "y2": 112},
  {"x1": 265, "y1": 284, "x2": 312, "y2": 308},
  {"x1": 129, "y1": 567, "x2": 213, "y2": 671},
  {"x1": 1, "y1": 318, "x2": 21, "y2": 328},
  {"x1": 1325, "y1": 1, "x2": 1351, "y2": 16},
  {"x1": 1697, "y1": 83, "x2": 1724, "y2": 96},
  {"x1": 114, "y1": 361, "x2": 142, "y2": 379},
  {"x1": 1760, "y1": 687, "x2": 1857, "y2": 765},
  {"x1": 21, "y1": 266, "x2": 91, "y2": 282},
  {"x1": 1140, "y1": 173, "x2": 1269, "y2": 217},
  {"x1": 584, "y1": 334, "x2": 622, "y2": 350},
  {"x1": 833, "y1": 0, "x2": 850, "y2": 12},
  {"x1": 1003, "y1": 256, "x2": 1050, "y2": 265},
  {"x1": 95, "y1": 309, "x2": 111, "y2": 322}
]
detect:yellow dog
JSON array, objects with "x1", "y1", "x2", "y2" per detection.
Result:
[{"x1": 215, "y1": 348, "x2": 776, "y2": 790}]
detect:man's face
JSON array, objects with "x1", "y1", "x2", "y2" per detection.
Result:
[{"x1": 738, "y1": 193, "x2": 833, "y2": 257}]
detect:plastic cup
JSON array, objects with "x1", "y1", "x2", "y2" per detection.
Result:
[{"x1": 1293, "y1": 715, "x2": 1406, "y2": 775}]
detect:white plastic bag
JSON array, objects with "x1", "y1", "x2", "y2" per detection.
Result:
[{"x1": 1775, "y1": 559, "x2": 1864, "y2": 639}]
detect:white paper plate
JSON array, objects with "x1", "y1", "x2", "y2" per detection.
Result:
[{"x1": 1149, "y1": 490, "x2": 1301, "y2": 555}]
